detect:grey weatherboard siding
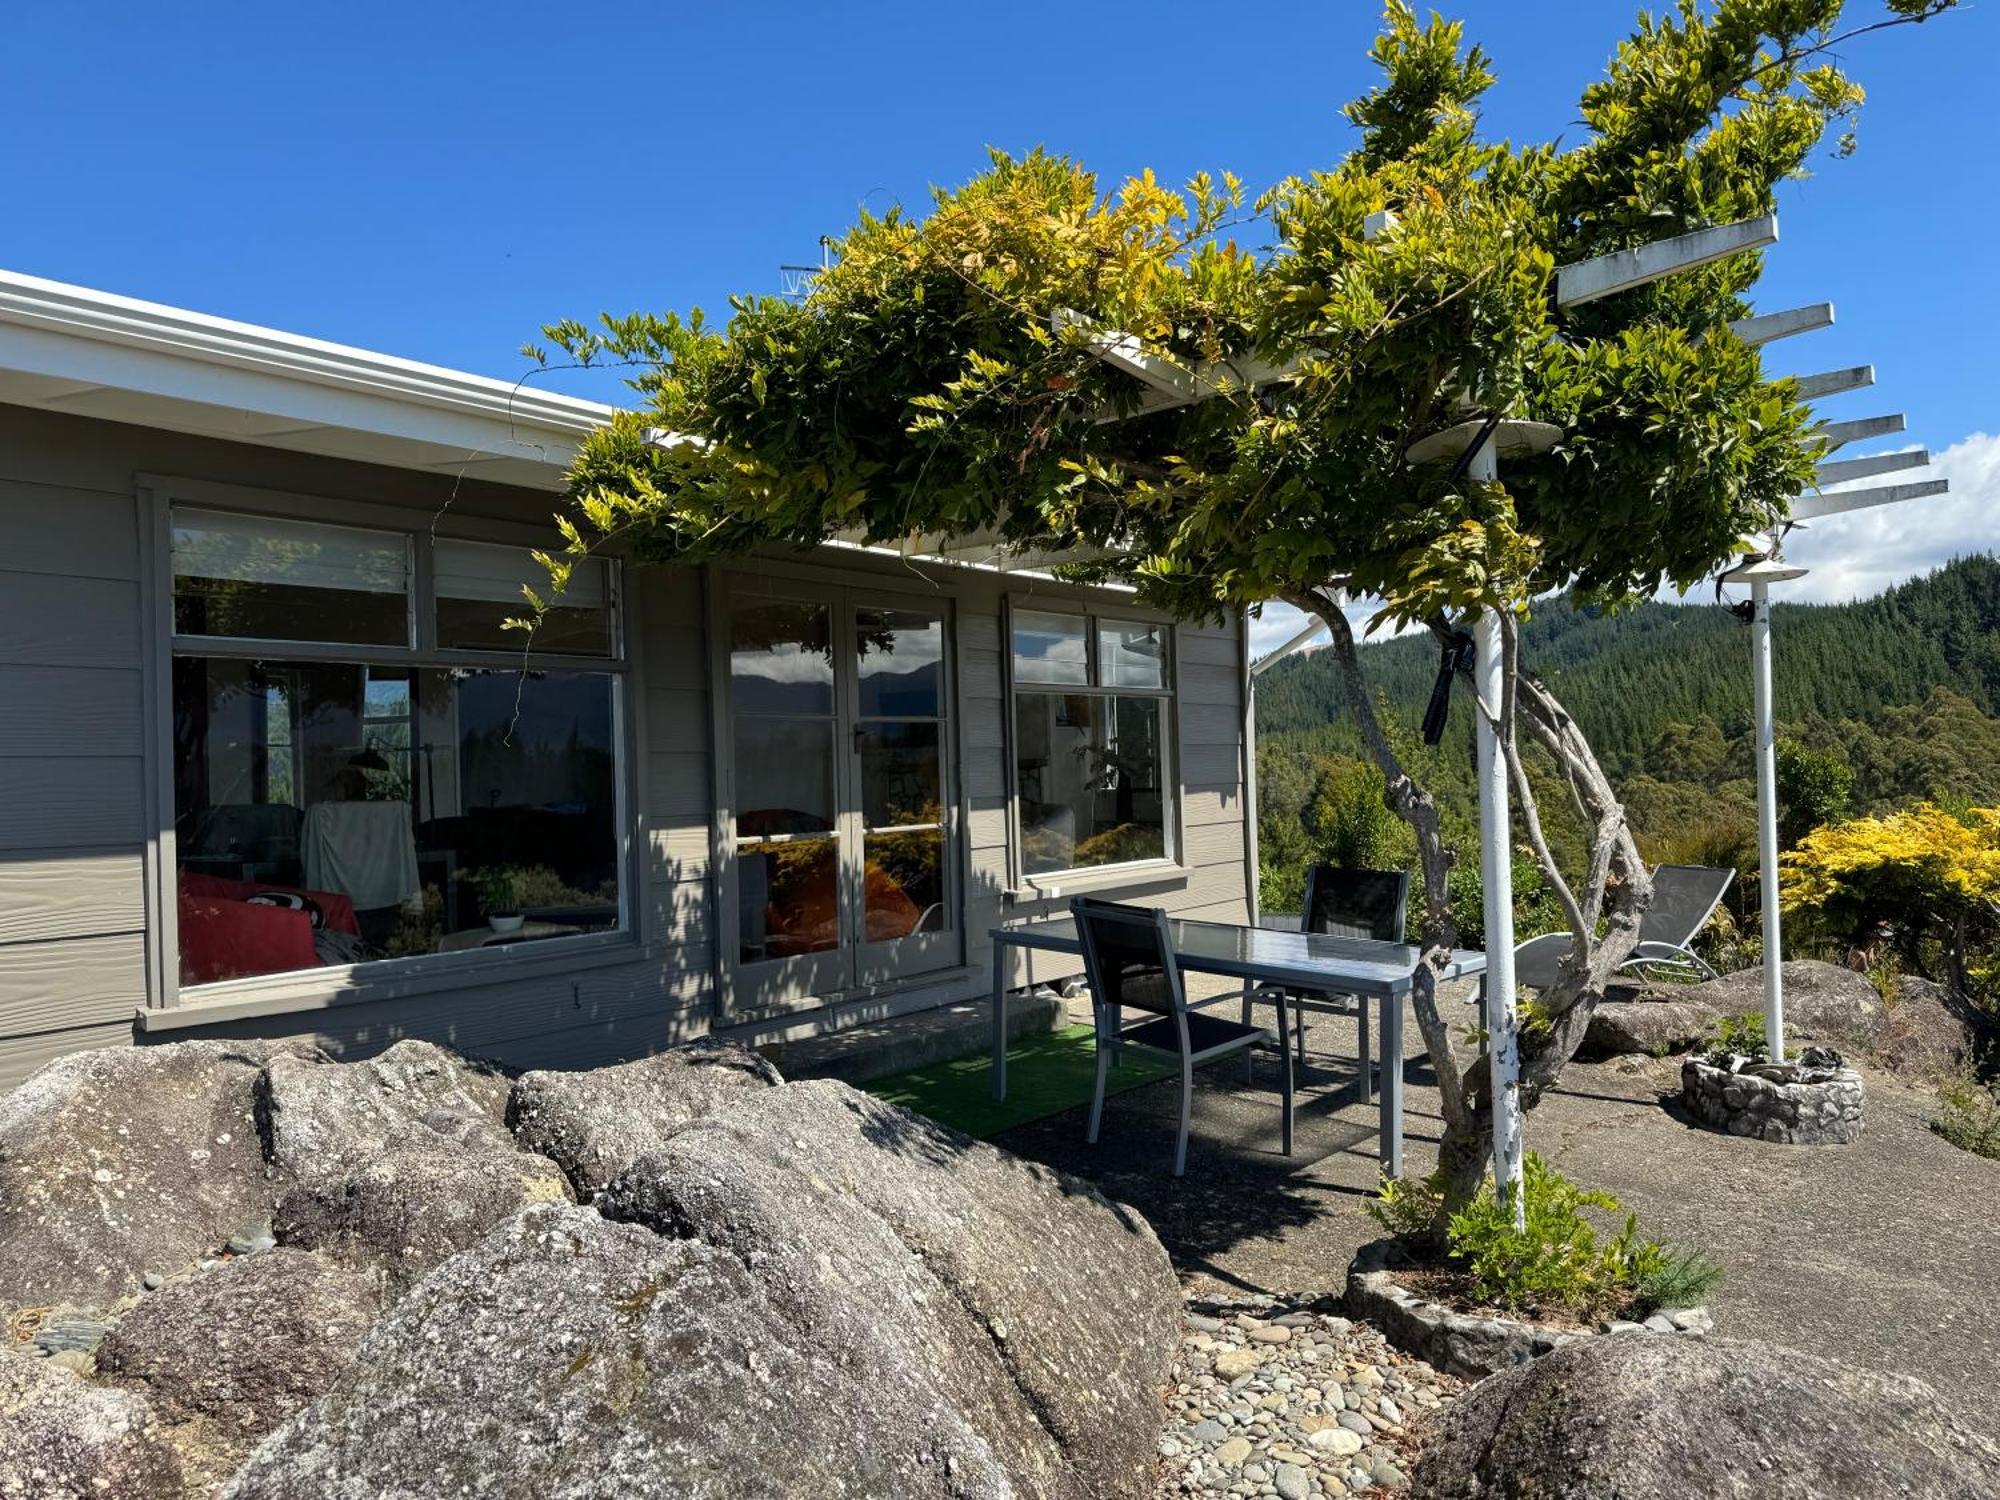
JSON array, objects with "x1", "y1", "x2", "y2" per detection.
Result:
[{"x1": 0, "y1": 401, "x2": 1252, "y2": 1087}]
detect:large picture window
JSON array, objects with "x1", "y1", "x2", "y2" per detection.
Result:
[
  {"x1": 1010, "y1": 606, "x2": 1173, "y2": 877},
  {"x1": 168, "y1": 506, "x2": 623, "y2": 990}
]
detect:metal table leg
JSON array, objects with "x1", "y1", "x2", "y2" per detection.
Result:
[{"x1": 1380, "y1": 993, "x2": 1405, "y2": 1178}]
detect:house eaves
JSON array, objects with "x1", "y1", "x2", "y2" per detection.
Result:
[{"x1": 0, "y1": 268, "x2": 615, "y2": 491}]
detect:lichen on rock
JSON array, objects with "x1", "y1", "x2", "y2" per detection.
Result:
[{"x1": 507, "y1": 1038, "x2": 782, "y2": 1197}]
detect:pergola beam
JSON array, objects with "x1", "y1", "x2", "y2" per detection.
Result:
[
  {"x1": 1819, "y1": 413, "x2": 1907, "y2": 451},
  {"x1": 1249, "y1": 616, "x2": 1330, "y2": 677},
  {"x1": 1556, "y1": 214, "x2": 1778, "y2": 308},
  {"x1": 1051, "y1": 309, "x2": 1200, "y2": 403},
  {"x1": 1053, "y1": 308, "x2": 1306, "y2": 419},
  {"x1": 1727, "y1": 302, "x2": 1834, "y2": 347},
  {"x1": 1794, "y1": 364, "x2": 1874, "y2": 401},
  {"x1": 824, "y1": 524, "x2": 1112, "y2": 573},
  {"x1": 1791, "y1": 477, "x2": 1949, "y2": 523},
  {"x1": 1816, "y1": 448, "x2": 1929, "y2": 487}
]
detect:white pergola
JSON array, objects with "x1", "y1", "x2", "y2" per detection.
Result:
[
  {"x1": 1084, "y1": 210, "x2": 1948, "y2": 1222},
  {"x1": 1718, "y1": 306, "x2": 1947, "y2": 1061}
]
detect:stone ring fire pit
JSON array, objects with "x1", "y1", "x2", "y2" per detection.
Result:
[{"x1": 1680, "y1": 1045, "x2": 1865, "y2": 1145}]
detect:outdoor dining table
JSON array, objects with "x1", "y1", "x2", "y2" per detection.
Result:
[{"x1": 988, "y1": 915, "x2": 1487, "y2": 1177}]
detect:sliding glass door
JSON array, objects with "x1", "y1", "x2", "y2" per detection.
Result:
[{"x1": 721, "y1": 581, "x2": 957, "y2": 1017}]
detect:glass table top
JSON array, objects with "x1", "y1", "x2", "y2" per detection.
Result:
[{"x1": 995, "y1": 914, "x2": 1485, "y2": 997}]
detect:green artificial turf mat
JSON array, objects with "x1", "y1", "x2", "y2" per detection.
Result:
[{"x1": 865, "y1": 1023, "x2": 1174, "y2": 1139}]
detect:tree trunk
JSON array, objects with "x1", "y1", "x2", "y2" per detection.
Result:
[
  {"x1": 1285, "y1": 588, "x2": 1488, "y2": 1214},
  {"x1": 1434, "y1": 1120, "x2": 1491, "y2": 1230},
  {"x1": 1283, "y1": 589, "x2": 1654, "y2": 1219}
]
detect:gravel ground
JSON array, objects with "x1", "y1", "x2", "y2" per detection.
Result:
[{"x1": 1159, "y1": 1289, "x2": 1460, "y2": 1497}]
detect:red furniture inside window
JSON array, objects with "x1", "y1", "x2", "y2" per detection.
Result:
[{"x1": 177, "y1": 872, "x2": 359, "y2": 986}]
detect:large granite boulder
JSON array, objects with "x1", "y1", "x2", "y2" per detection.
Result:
[
  {"x1": 0, "y1": 1342, "x2": 186, "y2": 1500},
  {"x1": 97, "y1": 1248, "x2": 382, "y2": 1437},
  {"x1": 225, "y1": 1204, "x2": 1033, "y2": 1499},
  {"x1": 1677, "y1": 960, "x2": 1889, "y2": 1049},
  {"x1": 258, "y1": 1040, "x2": 513, "y2": 1176},
  {"x1": 0, "y1": 1041, "x2": 306, "y2": 1311},
  {"x1": 507, "y1": 1039, "x2": 782, "y2": 1197},
  {"x1": 1413, "y1": 1333, "x2": 2000, "y2": 1499},
  {"x1": 599, "y1": 1080, "x2": 1180, "y2": 1498},
  {"x1": 1581, "y1": 998, "x2": 1720, "y2": 1059},
  {"x1": 274, "y1": 1148, "x2": 572, "y2": 1286},
  {"x1": 1876, "y1": 974, "x2": 1984, "y2": 1082},
  {"x1": 227, "y1": 1084, "x2": 1178, "y2": 1499},
  {"x1": 2, "y1": 1041, "x2": 1183, "y2": 1498}
]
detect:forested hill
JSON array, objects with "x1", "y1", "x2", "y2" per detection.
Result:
[{"x1": 1255, "y1": 554, "x2": 2000, "y2": 785}]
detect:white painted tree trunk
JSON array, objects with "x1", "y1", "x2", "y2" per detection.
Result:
[{"x1": 1468, "y1": 442, "x2": 1525, "y2": 1227}]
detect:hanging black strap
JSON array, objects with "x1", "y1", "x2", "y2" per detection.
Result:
[{"x1": 1422, "y1": 628, "x2": 1475, "y2": 746}]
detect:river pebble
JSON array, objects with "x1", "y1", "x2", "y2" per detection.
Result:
[{"x1": 1158, "y1": 1291, "x2": 1460, "y2": 1496}]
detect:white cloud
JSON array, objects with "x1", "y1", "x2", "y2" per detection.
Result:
[{"x1": 1771, "y1": 431, "x2": 1998, "y2": 604}]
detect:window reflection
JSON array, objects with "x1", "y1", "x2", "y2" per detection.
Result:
[
  {"x1": 173, "y1": 660, "x2": 621, "y2": 985},
  {"x1": 730, "y1": 600, "x2": 834, "y2": 713},
  {"x1": 172, "y1": 510, "x2": 409, "y2": 646},
  {"x1": 856, "y1": 607, "x2": 944, "y2": 716},
  {"x1": 1014, "y1": 692, "x2": 1166, "y2": 874},
  {"x1": 734, "y1": 718, "x2": 835, "y2": 837},
  {"x1": 1010, "y1": 609, "x2": 1089, "y2": 685},
  {"x1": 1098, "y1": 620, "x2": 1168, "y2": 688},
  {"x1": 738, "y1": 837, "x2": 839, "y2": 961}
]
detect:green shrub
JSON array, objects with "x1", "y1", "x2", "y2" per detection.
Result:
[
  {"x1": 1364, "y1": 1169, "x2": 1446, "y2": 1243},
  {"x1": 1707, "y1": 1012, "x2": 1770, "y2": 1062},
  {"x1": 1443, "y1": 1153, "x2": 1721, "y2": 1321},
  {"x1": 1696, "y1": 906, "x2": 1762, "y2": 980},
  {"x1": 1935, "y1": 1073, "x2": 2000, "y2": 1160}
]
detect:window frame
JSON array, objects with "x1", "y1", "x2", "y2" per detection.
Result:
[
  {"x1": 1001, "y1": 592, "x2": 1181, "y2": 892},
  {"x1": 140, "y1": 475, "x2": 639, "y2": 1013}
]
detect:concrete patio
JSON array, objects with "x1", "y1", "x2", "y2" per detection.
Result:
[{"x1": 987, "y1": 1001, "x2": 2000, "y2": 1431}]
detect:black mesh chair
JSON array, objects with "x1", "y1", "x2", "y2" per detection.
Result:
[
  {"x1": 1072, "y1": 897, "x2": 1292, "y2": 1177},
  {"x1": 1249, "y1": 865, "x2": 1409, "y2": 1101}
]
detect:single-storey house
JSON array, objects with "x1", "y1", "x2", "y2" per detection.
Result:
[{"x1": 0, "y1": 269, "x2": 1256, "y2": 1088}]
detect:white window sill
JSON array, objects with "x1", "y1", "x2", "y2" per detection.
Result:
[
  {"x1": 1003, "y1": 861, "x2": 1194, "y2": 904},
  {"x1": 135, "y1": 930, "x2": 646, "y2": 1033}
]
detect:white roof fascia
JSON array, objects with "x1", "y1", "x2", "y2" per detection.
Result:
[{"x1": 0, "y1": 268, "x2": 614, "y2": 489}]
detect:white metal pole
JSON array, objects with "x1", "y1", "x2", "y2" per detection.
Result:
[
  {"x1": 1467, "y1": 440, "x2": 1525, "y2": 1226},
  {"x1": 1750, "y1": 578, "x2": 1786, "y2": 1059},
  {"x1": 1241, "y1": 608, "x2": 1262, "y2": 929}
]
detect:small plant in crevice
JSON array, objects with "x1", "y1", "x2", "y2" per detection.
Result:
[
  {"x1": 1631, "y1": 1244, "x2": 1726, "y2": 1315},
  {"x1": 1866, "y1": 958, "x2": 1901, "y2": 1009},
  {"x1": 1934, "y1": 1072, "x2": 2000, "y2": 1161},
  {"x1": 1364, "y1": 1168, "x2": 1448, "y2": 1246},
  {"x1": 1705, "y1": 1012, "x2": 1778, "y2": 1063}
]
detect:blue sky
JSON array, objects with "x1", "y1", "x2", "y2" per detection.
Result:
[{"x1": 3, "y1": 2, "x2": 1992, "y2": 643}]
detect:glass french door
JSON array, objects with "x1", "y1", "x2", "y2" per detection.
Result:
[{"x1": 722, "y1": 581, "x2": 958, "y2": 1017}]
